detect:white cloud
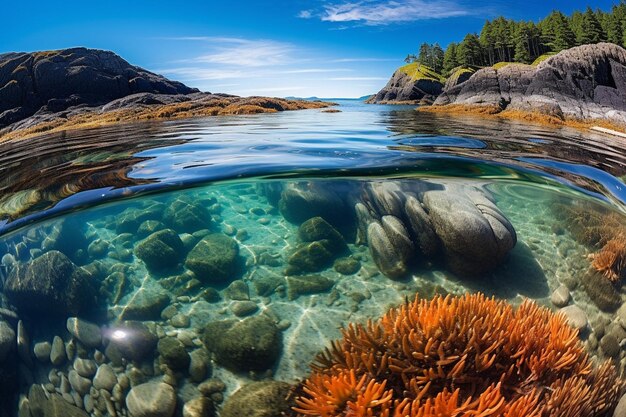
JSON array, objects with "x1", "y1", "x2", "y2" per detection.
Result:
[
  {"x1": 330, "y1": 76, "x2": 388, "y2": 81},
  {"x1": 301, "y1": 0, "x2": 471, "y2": 25},
  {"x1": 298, "y1": 10, "x2": 313, "y2": 19},
  {"x1": 192, "y1": 39, "x2": 295, "y2": 67}
]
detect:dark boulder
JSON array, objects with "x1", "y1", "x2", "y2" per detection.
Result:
[
  {"x1": 0, "y1": 47, "x2": 198, "y2": 129},
  {"x1": 134, "y1": 229, "x2": 185, "y2": 272},
  {"x1": 366, "y1": 68, "x2": 442, "y2": 104},
  {"x1": 4, "y1": 250, "x2": 95, "y2": 316},
  {"x1": 185, "y1": 234, "x2": 241, "y2": 284}
]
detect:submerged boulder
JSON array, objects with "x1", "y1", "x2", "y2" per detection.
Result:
[
  {"x1": 278, "y1": 182, "x2": 347, "y2": 225},
  {"x1": 422, "y1": 185, "x2": 516, "y2": 276},
  {"x1": 126, "y1": 381, "x2": 176, "y2": 417},
  {"x1": 4, "y1": 250, "x2": 95, "y2": 316},
  {"x1": 220, "y1": 381, "x2": 294, "y2": 417},
  {"x1": 185, "y1": 234, "x2": 240, "y2": 284},
  {"x1": 163, "y1": 197, "x2": 212, "y2": 233},
  {"x1": 367, "y1": 216, "x2": 415, "y2": 279},
  {"x1": 134, "y1": 229, "x2": 185, "y2": 272},
  {"x1": 203, "y1": 316, "x2": 282, "y2": 372},
  {"x1": 298, "y1": 217, "x2": 347, "y2": 253}
]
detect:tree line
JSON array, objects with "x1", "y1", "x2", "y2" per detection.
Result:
[{"x1": 404, "y1": 3, "x2": 626, "y2": 75}]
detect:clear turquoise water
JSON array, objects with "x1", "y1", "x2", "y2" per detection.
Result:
[{"x1": 0, "y1": 100, "x2": 625, "y2": 416}]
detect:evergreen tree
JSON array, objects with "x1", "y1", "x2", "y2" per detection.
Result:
[
  {"x1": 578, "y1": 7, "x2": 606, "y2": 44},
  {"x1": 570, "y1": 11, "x2": 585, "y2": 45},
  {"x1": 480, "y1": 20, "x2": 496, "y2": 66},
  {"x1": 514, "y1": 22, "x2": 532, "y2": 63},
  {"x1": 443, "y1": 43, "x2": 459, "y2": 74},
  {"x1": 457, "y1": 34, "x2": 482, "y2": 66},
  {"x1": 417, "y1": 43, "x2": 431, "y2": 66},
  {"x1": 431, "y1": 43, "x2": 445, "y2": 73},
  {"x1": 540, "y1": 11, "x2": 575, "y2": 52}
]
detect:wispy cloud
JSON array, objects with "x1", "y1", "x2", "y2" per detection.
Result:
[
  {"x1": 298, "y1": 10, "x2": 313, "y2": 19},
  {"x1": 330, "y1": 76, "x2": 388, "y2": 81},
  {"x1": 331, "y1": 57, "x2": 398, "y2": 63},
  {"x1": 191, "y1": 38, "x2": 295, "y2": 67},
  {"x1": 301, "y1": 0, "x2": 471, "y2": 25}
]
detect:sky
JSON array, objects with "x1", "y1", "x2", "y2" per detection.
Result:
[{"x1": 1, "y1": 0, "x2": 618, "y2": 98}]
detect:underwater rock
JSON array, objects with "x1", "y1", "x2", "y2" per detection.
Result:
[
  {"x1": 287, "y1": 241, "x2": 336, "y2": 274},
  {"x1": 45, "y1": 218, "x2": 89, "y2": 265},
  {"x1": 106, "y1": 321, "x2": 157, "y2": 362},
  {"x1": 158, "y1": 337, "x2": 190, "y2": 371},
  {"x1": 220, "y1": 381, "x2": 293, "y2": 417},
  {"x1": 116, "y1": 203, "x2": 164, "y2": 234},
  {"x1": 230, "y1": 301, "x2": 259, "y2": 317},
  {"x1": 252, "y1": 274, "x2": 286, "y2": 297},
  {"x1": 93, "y1": 364, "x2": 117, "y2": 391},
  {"x1": 550, "y1": 285, "x2": 571, "y2": 308},
  {"x1": 286, "y1": 275, "x2": 335, "y2": 300},
  {"x1": 33, "y1": 342, "x2": 51, "y2": 362},
  {"x1": 183, "y1": 396, "x2": 215, "y2": 417},
  {"x1": 185, "y1": 234, "x2": 240, "y2": 284},
  {"x1": 87, "y1": 239, "x2": 109, "y2": 259},
  {"x1": 366, "y1": 217, "x2": 414, "y2": 280},
  {"x1": 68, "y1": 370, "x2": 91, "y2": 396},
  {"x1": 188, "y1": 349, "x2": 210, "y2": 383},
  {"x1": 120, "y1": 288, "x2": 171, "y2": 321},
  {"x1": 224, "y1": 280, "x2": 249, "y2": 301},
  {"x1": 600, "y1": 334, "x2": 621, "y2": 358},
  {"x1": 73, "y1": 358, "x2": 97, "y2": 378},
  {"x1": 34, "y1": 393, "x2": 89, "y2": 417},
  {"x1": 4, "y1": 250, "x2": 96, "y2": 317},
  {"x1": 560, "y1": 305, "x2": 588, "y2": 331},
  {"x1": 354, "y1": 202, "x2": 376, "y2": 245},
  {"x1": 163, "y1": 197, "x2": 212, "y2": 233},
  {"x1": 203, "y1": 315, "x2": 281, "y2": 372},
  {"x1": 0, "y1": 320, "x2": 15, "y2": 362},
  {"x1": 363, "y1": 182, "x2": 405, "y2": 218},
  {"x1": 333, "y1": 257, "x2": 361, "y2": 275},
  {"x1": 404, "y1": 195, "x2": 441, "y2": 258},
  {"x1": 614, "y1": 393, "x2": 626, "y2": 417},
  {"x1": 126, "y1": 381, "x2": 176, "y2": 417},
  {"x1": 278, "y1": 182, "x2": 347, "y2": 225},
  {"x1": 134, "y1": 229, "x2": 185, "y2": 272},
  {"x1": 422, "y1": 186, "x2": 516, "y2": 276},
  {"x1": 582, "y1": 270, "x2": 622, "y2": 312},
  {"x1": 298, "y1": 217, "x2": 347, "y2": 253},
  {"x1": 137, "y1": 220, "x2": 166, "y2": 238},
  {"x1": 50, "y1": 336, "x2": 66, "y2": 366},
  {"x1": 66, "y1": 317, "x2": 101, "y2": 348},
  {"x1": 100, "y1": 271, "x2": 131, "y2": 305}
]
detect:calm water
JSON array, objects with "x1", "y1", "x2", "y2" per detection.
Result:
[{"x1": 0, "y1": 100, "x2": 625, "y2": 416}]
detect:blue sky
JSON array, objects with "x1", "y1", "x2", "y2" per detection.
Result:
[{"x1": 1, "y1": 0, "x2": 618, "y2": 98}]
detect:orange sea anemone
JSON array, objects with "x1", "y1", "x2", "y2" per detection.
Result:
[
  {"x1": 293, "y1": 293, "x2": 623, "y2": 417},
  {"x1": 591, "y1": 237, "x2": 626, "y2": 282}
]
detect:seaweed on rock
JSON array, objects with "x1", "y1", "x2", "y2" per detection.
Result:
[{"x1": 292, "y1": 293, "x2": 623, "y2": 417}]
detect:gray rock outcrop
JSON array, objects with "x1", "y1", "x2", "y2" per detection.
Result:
[
  {"x1": 434, "y1": 43, "x2": 626, "y2": 125},
  {"x1": 0, "y1": 47, "x2": 197, "y2": 128},
  {"x1": 367, "y1": 69, "x2": 442, "y2": 103}
]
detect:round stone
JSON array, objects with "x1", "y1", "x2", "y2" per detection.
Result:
[
  {"x1": 34, "y1": 342, "x2": 52, "y2": 362},
  {"x1": 559, "y1": 305, "x2": 588, "y2": 331},
  {"x1": 550, "y1": 284, "x2": 571, "y2": 308},
  {"x1": 126, "y1": 381, "x2": 176, "y2": 417},
  {"x1": 93, "y1": 364, "x2": 117, "y2": 391},
  {"x1": 67, "y1": 317, "x2": 102, "y2": 348}
]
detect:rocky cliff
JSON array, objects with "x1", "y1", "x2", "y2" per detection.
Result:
[
  {"x1": 366, "y1": 63, "x2": 443, "y2": 104},
  {"x1": 0, "y1": 47, "x2": 198, "y2": 129},
  {"x1": 433, "y1": 43, "x2": 626, "y2": 125}
]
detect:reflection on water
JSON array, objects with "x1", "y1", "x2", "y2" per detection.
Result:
[
  {"x1": 0, "y1": 100, "x2": 625, "y2": 416},
  {"x1": 1, "y1": 101, "x2": 626, "y2": 230}
]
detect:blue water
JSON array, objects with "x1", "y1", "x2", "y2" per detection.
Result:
[{"x1": 0, "y1": 99, "x2": 625, "y2": 416}]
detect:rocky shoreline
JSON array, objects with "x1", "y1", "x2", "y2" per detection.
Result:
[
  {"x1": 0, "y1": 48, "x2": 333, "y2": 142},
  {"x1": 371, "y1": 43, "x2": 626, "y2": 132}
]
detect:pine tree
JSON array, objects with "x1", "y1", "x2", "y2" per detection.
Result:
[
  {"x1": 443, "y1": 43, "x2": 459, "y2": 74},
  {"x1": 575, "y1": 7, "x2": 606, "y2": 44},
  {"x1": 457, "y1": 34, "x2": 482, "y2": 66},
  {"x1": 514, "y1": 23, "x2": 532, "y2": 63},
  {"x1": 418, "y1": 43, "x2": 431, "y2": 67},
  {"x1": 432, "y1": 43, "x2": 445, "y2": 73},
  {"x1": 480, "y1": 20, "x2": 496, "y2": 66},
  {"x1": 540, "y1": 11, "x2": 576, "y2": 52}
]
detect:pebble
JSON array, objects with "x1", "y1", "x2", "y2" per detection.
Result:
[
  {"x1": 68, "y1": 369, "x2": 92, "y2": 395},
  {"x1": 17, "y1": 320, "x2": 31, "y2": 365},
  {"x1": 94, "y1": 350, "x2": 105, "y2": 364},
  {"x1": 230, "y1": 301, "x2": 259, "y2": 317},
  {"x1": 189, "y1": 349, "x2": 209, "y2": 383},
  {"x1": 550, "y1": 285, "x2": 571, "y2": 307},
  {"x1": 171, "y1": 314, "x2": 190, "y2": 328},
  {"x1": 45, "y1": 383, "x2": 56, "y2": 393},
  {"x1": 34, "y1": 342, "x2": 52, "y2": 362},
  {"x1": 126, "y1": 382, "x2": 176, "y2": 417},
  {"x1": 183, "y1": 397, "x2": 213, "y2": 417},
  {"x1": 60, "y1": 374, "x2": 71, "y2": 394},
  {"x1": 198, "y1": 379, "x2": 226, "y2": 396},
  {"x1": 65, "y1": 339, "x2": 76, "y2": 361},
  {"x1": 49, "y1": 370, "x2": 60, "y2": 386},
  {"x1": 93, "y1": 364, "x2": 118, "y2": 391},
  {"x1": 277, "y1": 320, "x2": 291, "y2": 330},
  {"x1": 84, "y1": 395, "x2": 94, "y2": 413},
  {"x1": 67, "y1": 317, "x2": 102, "y2": 348},
  {"x1": 62, "y1": 392, "x2": 75, "y2": 405},
  {"x1": 50, "y1": 336, "x2": 66, "y2": 366},
  {"x1": 74, "y1": 358, "x2": 98, "y2": 378},
  {"x1": 559, "y1": 305, "x2": 588, "y2": 331},
  {"x1": 177, "y1": 330, "x2": 196, "y2": 347},
  {"x1": 258, "y1": 217, "x2": 271, "y2": 225}
]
